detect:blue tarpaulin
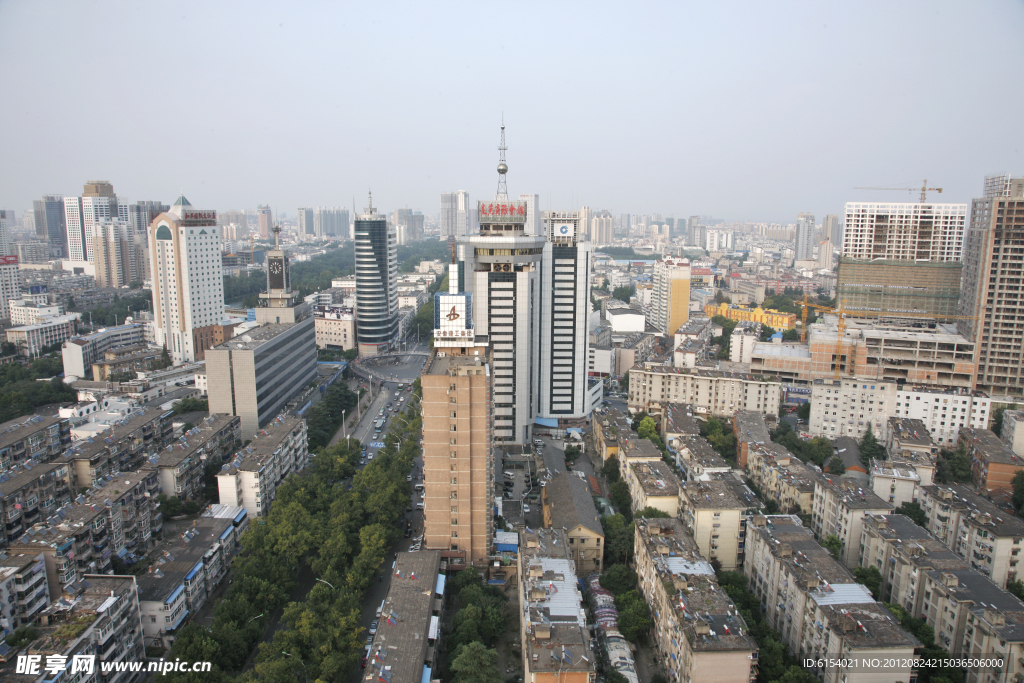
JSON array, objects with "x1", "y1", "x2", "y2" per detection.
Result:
[
  {"x1": 534, "y1": 417, "x2": 558, "y2": 427},
  {"x1": 435, "y1": 574, "x2": 446, "y2": 596}
]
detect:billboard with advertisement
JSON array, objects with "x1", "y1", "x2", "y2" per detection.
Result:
[
  {"x1": 0, "y1": 255, "x2": 18, "y2": 266},
  {"x1": 551, "y1": 222, "x2": 576, "y2": 240},
  {"x1": 478, "y1": 201, "x2": 526, "y2": 223},
  {"x1": 433, "y1": 292, "x2": 475, "y2": 347}
]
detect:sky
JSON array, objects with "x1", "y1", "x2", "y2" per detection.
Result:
[{"x1": 1, "y1": 1, "x2": 1022, "y2": 224}]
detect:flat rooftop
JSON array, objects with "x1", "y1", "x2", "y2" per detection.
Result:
[
  {"x1": 862, "y1": 514, "x2": 966, "y2": 569},
  {"x1": 426, "y1": 352, "x2": 489, "y2": 375},
  {"x1": 630, "y1": 460, "x2": 680, "y2": 498},
  {"x1": 135, "y1": 517, "x2": 233, "y2": 602},
  {"x1": 921, "y1": 484, "x2": 1024, "y2": 537},
  {"x1": 0, "y1": 414, "x2": 66, "y2": 450},
  {"x1": 663, "y1": 403, "x2": 701, "y2": 435},
  {"x1": 888, "y1": 417, "x2": 933, "y2": 448},
  {"x1": 751, "y1": 342, "x2": 811, "y2": 359},
  {"x1": 735, "y1": 411, "x2": 771, "y2": 444},
  {"x1": 680, "y1": 478, "x2": 746, "y2": 509},
  {"x1": 961, "y1": 427, "x2": 1018, "y2": 465},
  {"x1": 870, "y1": 459, "x2": 921, "y2": 481},
  {"x1": 817, "y1": 476, "x2": 893, "y2": 511},
  {"x1": 678, "y1": 435, "x2": 728, "y2": 468},
  {"x1": 212, "y1": 322, "x2": 301, "y2": 351}
]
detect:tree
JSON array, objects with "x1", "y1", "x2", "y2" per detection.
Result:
[
  {"x1": 630, "y1": 411, "x2": 649, "y2": 432},
  {"x1": 450, "y1": 634, "x2": 501, "y2": 683},
  {"x1": 602, "y1": 456, "x2": 621, "y2": 483},
  {"x1": 600, "y1": 564, "x2": 638, "y2": 595},
  {"x1": 637, "y1": 416, "x2": 657, "y2": 440},
  {"x1": 173, "y1": 397, "x2": 209, "y2": 414},
  {"x1": 158, "y1": 494, "x2": 182, "y2": 517},
  {"x1": 858, "y1": 424, "x2": 884, "y2": 468},
  {"x1": 601, "y1": 514, "x2": 635, "y2": 566},
  {"x1": 637, "y1": 506, "x2": 671, "y2": 519},
  {"x1": 612, "y1": 286, "x2": 633, "y2": 303},
  {"x1": 609, "y1": 481, "x2": 632, "y2": 517},
  {"x1": 342, "y1": 348, "x2": 358, "y2": 361},
  {"x1": 853, "y1": 566, "x2": 882, "y2": 599},
  {"x1": 1008, "y1": 579, "x2": 1024, "y2": 603},
  {"x1": 797, "y1": 402, "x2": 810, "y2": 420},
  {"x1": 564, "y1": 444, "x2": 582, "y2": 462},
  {"x1": 822, "y1": 534, "x2": 843, "y2": 560},
  {"x1": 936, "y1": 444, "x2": 972, "y2": 484},
  {"x1": 826, "y1": 456, "x2": 846, "y2": 474},
  {"x1": 614, "y1": 590, "x2": 652, "y2": 641},
  {"x1": 894, "y1": 501, "x2": 927, "y2": 527},
  {"x1": 714, "y1": 290, "x2": 731, "y2": 304}
]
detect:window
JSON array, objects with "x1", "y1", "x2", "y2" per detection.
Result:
[
  {"x1": 450, "y1": 492, "x2": 457, "y2": 500},
  {"x1": 450, "y1": 411, "x2": 457, "y2": 418},
  {"x1": 451, "y1": 531, "x2": 458, "y2": 538},
  {"x1": 450, "y1": 451, "x2": 457, "y2": 458},
  {"x1": 450, "y1": 438, "x2": 457, "y2": 445},
  {"x1": 450, "y1": 425, "x2": 457, "y2": 431},
  {"x1": 451, "y1": 506, "x2": 458, "y2": 513},
  {"x1": 451, "y1": 477, "x2": 458, "y2": 484}
]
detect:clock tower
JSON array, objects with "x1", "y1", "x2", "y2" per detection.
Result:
[{"x1": 256, "y1": 225, "x2": 307, "y2": 324}]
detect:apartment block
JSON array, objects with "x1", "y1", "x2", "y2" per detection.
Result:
[
  {"x1": 1004, "y1": 409, "x2": 1024, "y2": 457},
  {"x1": 215, "y1": 415, "x2": 307, "y2": 519},
  {"x1": 0, "y1": 549, "x2": 50, "y2": 626},
  {"x1": 62, "y1": 323, "x2": 146, "y2": 379},
  {"x1": 517, "y1": 528, "x2": 596, "y2": 683},
  {"x1": 628, "y1": 366, "x2": 782, "y2": 419},
  {"x1": 744, "y1": 515, "x2": 919, "y2": 683},
  {"x1": 0, "y1": 414, "x2": 70, "y2": 469},
  {"x1": 90, "y1": 471, "x2": 162, "y2": 562},
  {"x1": 867, "y1": 459, "x2": 920, "y2": 507},
  {"x1": 842, "y1": 202, "x2": 967, "y2": 261},
  {"x1": 420, "y1": 352, "x2": 492, "y2": 563},
  {"x1": 893, "y1": 386, "x2": 991, "y2": 446},
  {"x1": 674, "y1": 435, "x2": 730, "y2": 481},
  {"x1": 652, "y1": 257, "x2": 691, "y2": 335},
  {"x1": 146, "y1": 414, "x2": 240, "y2": 501},
  {"x1": 0, "y1": 462, "x2": 73, "y2": 549},
  {"x1": 626, "y1": 460, "x2": 680, "y2": 517},
  {"x1": 540, "y1": 472, "x2": 605, "y2": 574},
  {"x1": 60, "y1": 408, "x2": 173, "y2": 487},
  {"x1": 313, "y1": 305, "x2": 355, "y2": 351},
  {"x1": 594, "y1": 408, "x2": 631, "y2": 462},
  {"x1": 809, "y1": 377, "x2": 896, "y2": 441},
  {"x1": 5, "y1": 313, "x2": 79, "y2": 357},
  {"x1": 961, "y1": 426, "x2": 1023, "y2": 492},
  {"x1": 678, "y1": 476, "x2": 760, "y2": 570},
  {"x1": 734, "y1": 410, "x2": 771, "y2": 469},
  {"x1": 744, "y1": 442, "x2": 819, "y2": 514},
  {"x1": 810, "y1": 477, "x2": 892, "y2": 568},
  {"x1": 616, "y1": 437, "x2": 664, "y2": 481},
  {"x1": 660, "y1": 403, "x2": 702, "y2": 452},
  {"x1": 917, "y1": 484, "x2": 1024, "y2": 587},
  {"x1": 634, "y1": 517, "x2": 758, "y2": 683},
  {"x1": 729, "y1": 321, "x2": 761, "y2": 363}
]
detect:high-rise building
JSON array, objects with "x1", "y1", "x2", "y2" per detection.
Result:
[
  {"x1": 842, "y1": 202, "x2": 967, "y2": 260},
  {"x1": 148, "y1": 196, "x2": 225, "y2": 363},
  {"x1": 958, "y1": 174, "x2": 1024, "y2": 398},
  {"x1": 822, "y1": 214, "x2": 841, "y2": 244},
  {"x1": 538, "y1": 211, "x2": 593, "y2": 427},
  {"x1": 125, "y1": 201, "x2": 169, "y2": 237},
  {"x1": 313, "y1": 207, "x2": 349, "y2": 238},
  {"x1": 794, "y1": 212, "x2": 815, "y2": 261},
  {"x1": 208, "y1": 228, "x2": 316, "y2": 437},
  {"x1": 687, "y1": 216, "x2": 701, "y2": 246},
  {"x1": 297, "y1": 207, "x2": 314, "y2": 235},
  {"x1": 518, "y1": 193, "x2": 540, "y2": 235},
  {"x1": 92, "y1": 219, "x2": 133, "y2": 288},
  {"x1": 14, "y1": 241, "x2": 50, "y2": 264},
  {"x1": 440, "y1": 192, "x2": 458, "y2": 239},
  {"x1": 257, "y1": 205, "x2": 272, "y2": 239},
  {"x1": 578, "y1": 206, "x2": 593, "y2": 239},
  {"x1": 392, "y1": 209, "x2": 425, "y2": 242},
  {"x1": 456, "y1": 190, "x2": 471, "y2": 236},
  {"x1": 0, "y1": 255, "x2": 19, "y2": 321},
  {"x1": 652, "y1": 257, "x2": 691, "y2": 335},
  {"x1": 354, "y1": 193, "x2": 398, "y2": 357},
  {"x1": 33, "y1": 195, "x2": 67, "y2": 258},
  {"x1": 591, "y1": 210, "x2": 614, "y2": 244},
  {"x1": 64, "y1": 182, "x2": 128, "y2": 263},
  {"x1": 818, "y1": 239, "x2": 834, "y2": 270},
  {"x1": 0, "y1": 213, "x2": 10, "y2": 256},
  {"x1": 619, "y1": 213, "x2": 631, "y2": 237}
]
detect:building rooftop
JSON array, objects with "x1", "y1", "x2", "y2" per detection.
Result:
[
  {"x1": 888, "y1": 418, "x2": 933, "y2": 448},
  {"x1": 635, "y1": 364, "x2": 782, "y2": 383},
  {"x1": 544, "y1": 472, "x2": 603, "y2": 536},
  {"x1": 519, "y1": 529, "x2": 596, "y2": 677},
  {"x1": 862, "y1": 514, "x2": 966, "y2": 568},
  {"x1": 619, "y1": 437, "x2": 663, "y2": 461},
  {"x1": 680, "y1": 478, "x2": 748, "y2": 510},
  {"x1": 426, "y1": 352, "x2": 489, "y2": 376},
  {"x1": 630, "y1": 460, "x2": 680, "y2": 498},
  {"x1": 817, "y1": 475, "x2": 893, "y2": 511},
  {"x1": 211, "y1": 322, "x2": 304, "y2": 352},
  {"x1": 870, "y1": 459, "x2": 921, "y2": 482},
  {"x1": 751, "y1": 515, "x2": 863, "y2": 585},
  {"x1": 677, "y1": 435, "x2": 728, "y2": 468},
  {"x1": 60, "y1": 408, "x2": 167, "y2": 463},
  {"x1": 735, "y1": 411, "x2": 771, "y2": 445},
  {"x1": 820, "y1": 602, "x2": 920, "y2": 650},
  {"x1": 674, "y1": 316, "x2": 712, "y2": 336},
  {"x1": 0, "y1": 414, "x2": 66, "y2": 450},
  {"x1": 960, "y1": 427, "x2": 1019, "y2": 465},
  {"x1": 833, "y1": 436, "x2": 864, "y2": 473},
  {"x1": 135, "y1": 517, "x2": 233, "y2": 602},
  {"x1": 750, "y1": 342, "x2": 811, "y2": 359},
  {"x1": 921, "y1": 484, "x2": 1024, "y2": 537},
  {"x1": 366, "y1": 550, "x2": 442, "y2": 683}
]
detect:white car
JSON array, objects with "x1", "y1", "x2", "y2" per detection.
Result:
[{"x1": 523, "y1": 505, "x2": 531, "y2": 514}]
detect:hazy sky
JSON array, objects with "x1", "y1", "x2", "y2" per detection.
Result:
[{"x1": 1, "y1": 1, "x2": 1022, "y2": 223}]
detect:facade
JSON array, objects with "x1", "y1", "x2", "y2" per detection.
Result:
[
  {"x1": 822, "y1": 214, "x2": 841, "y2": 244},
  {"x1": 729, "y1": 321, "x2": 760, "y2": 363},
  {"x1": 628, "y1": 365, "x2": 783, "y2": 419},
  {"x1": 257, "y1": 205, "x2": 272, "y2": 238},
  {"x1": 517, "y1": 528, "x2": 597, "y2": 683},
  {"x1": 0, "y1": 414, "x2": 70, "y2": 470},
  {"x1": 92, "y1": 219, "x2": 134, "y2": 287},
  {"x1": 634, "y1": 517, "x2": 758, "y2": 683},
  {"x1": 14, "y1": 240, "x2": 50, "y2": 264},
  {"x1": 704, "y1": 302, "x2": 796, "y2": 328},
  {"x1": 5, "y1": 313, "x2": 78, "y2": 356},
  {"x1": 892, "y1": 385, "x2": 990, "y2": 446},
  {"x1": 1003, "y1": 409, "x2": 1024, "y2": 457},
  {"x1": 420, "y1": 352, "x2": 492, "y2": 563},
  {"x1": 0, "y1": 254, "x2": 19, "y2": 321},
  {"x1": 33, "y1": 194, "x2": 68, "y2": 257},
  {"x1": 957, "y1": 174, "x2": 1024, "y2": 397},
  {"x1": 842, "y1": 202, "x2": 968, "y2": 261},
  {"x1": 626, "y1": 460, "x2": 680, "y2": 517},
  {"x1": 652, "y1": 256, "x2": 691, "y2": 335},
  {"x1": 795, "y1": 212, "x2": 815, "y2": 261},
  {"x1": 810, "y1": 477, "x2": 893, "y2": 568},
  {"x1": 744, "y1": 515, "x2": 919, "y2": 683},
  {"x1": 150, "y1": 414, "x2": 241, "y2": 500},
  {"x1": 744, "y1": 441, "x2": 819, "y2": 514},
  {"x1": 961, "y1": 426, "x2": 1022, "y2": 493},
  {"x1": 678, "y1": 476, "x2": 760, "y2": 570},
  {"x1": 149, "y1": 196, "x2": 225, "y2": 363},
  {"x1": 836, "y1": 258, "x2": 963, "y2": 319},
  {"x1": 297, "y1": 207, "x2": 314, "y2": 235},
  {"x1": 9, "y1": 299, "x2": 64, "y2": 326},
  {"x1": 541, "y1": 472, "x2": 605, "y2": 574},
  {"x1": 313, "y1": 207, "x2": 349, "y2": 238},
  {"x1": 809, "y1": 378, "x2": 896, "y2": 440},
  {"x1": 61, "y1": 323, "x2": 145, "y2": 379},
  {"x1": 313, "y1": 305, "x2": 355, "y2": 350},
  {"x1": 354, "y1": 195, "x2": 398, "y2": 356},
  {"x1": 538, "y1": 211, "x2": 592, "y2": 425},
  {"x1": 440, "y1": 191, "x2": 458, "y2": 238},
  {"x1": 867, "y1": 458, "x2": 920, "y2": 507},
  {"x1": 216, "y1": 416, "x2": 307, "y2": 518}
]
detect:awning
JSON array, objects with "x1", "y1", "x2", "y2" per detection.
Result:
[
  {"x1": 428, "y1": 615, "x2": 439, "y2": 640},
  {"x1": 435, "y1": 574, "x2": 446, "y2": 597},
  {"x1": 534, "y1": 417, "x2": 558, "y2": 427},
  {"x1": 421, "y1": 665, "x2": 433, "y2": 683}
]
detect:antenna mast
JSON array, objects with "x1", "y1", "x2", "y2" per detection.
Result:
[{"x1": 496, "y1": 117, "x2": 508, "y2": 200}]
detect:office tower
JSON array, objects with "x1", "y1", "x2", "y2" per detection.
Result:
[
  {"x1": 440, "y1": 192, "x2": 458, "y2": 239},
  {"x1": 393, "y1": 208, "x2": 425, "y2": 242},
  {"x1": 92, "y1": 219, "x2": 132, "y2": 288},
  {"x1": 518, "y1": 193, "x2": 540, "y2": 235},
  {"x1": 149, "y1": 196, "x2": 225, "y2": 363},
  {"x1": 456, "y1": 190, "x2": 471, "y2": 236},
  {"x1": 687, "y1": 216, "x2": 700, "y2": 246},
  {"x1": 592, "y1": 210, "x2": 614, "y2": 244},
  {"x1": 297, "y1": 207, "x2": 314, "y2": 235},
  {"x1": 619, "y1": 213, "x2": 630, "y2": 237},
  {"x1": 795, "y1": 212, "x2": 815, "y2": 261},
  {"x1": 64, "y1": 181, "x2": 127, "y2": 263},
  {"x1": 653, "y1": 257, "x2": 691, "y2": 335},
  {"x1": 125, "y1": 201, "x2": 169, "y2": 237},
  {"x1": 822, "y1": 214, "x2": 841, "y2": 244},
  {"x1": 34, "y1": 195, "x2": 68, "y2": 258},
  {"x1": 257, "y1": 205, "x2": 272, "y2": 239},
  {"x1": 209, "y1": 227, "x2": 316, "y2": 437},
  {"x1": 354, "y1": 193, "x2": 398, "y2": 357},
  {"x1": 0, "y1": 213, "x2": 10, "y2": 256},
  {"x1": 538, "y1": 211, "x2": 593, "y2": 426},
  {"x1": 578, "y1": 206, "x2": 593, "y2": 239},
  {"x1": 842, "y1": 202, "x2": 967, "y2": 260},
  {"x1": 958, "y1": 174, "x2": 1024, "y2": 398},
  {"x1": 313, "y1": 207, "x2": 350, "y2": 238}
]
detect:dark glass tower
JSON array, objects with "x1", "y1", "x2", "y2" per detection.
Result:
[{"x1": 354, "y1": 193, "x2": 398, "y2": 356}]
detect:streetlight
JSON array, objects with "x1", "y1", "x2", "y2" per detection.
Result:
[
  {"x1": 281, "y1": 652, "x2": 307, "y2": 683},
  {"x1": 246, "y1": 613, "x2": 264, "y2": 624},
  {"x1": 315, "y1": 578, "x2": 335, "y2": 589}
]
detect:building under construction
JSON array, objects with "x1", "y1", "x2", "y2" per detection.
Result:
[{"x1": 836, "y1": 257, "x2": 962, "y2": 320}]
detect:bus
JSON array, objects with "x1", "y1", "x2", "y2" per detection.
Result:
[{"x1": 374, "y1": 418, "x2": 385, "y2": 430}]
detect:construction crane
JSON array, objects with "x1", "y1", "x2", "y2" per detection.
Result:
[{"x1": 853, "y1": 179, "x2": 943, "y2": 203}]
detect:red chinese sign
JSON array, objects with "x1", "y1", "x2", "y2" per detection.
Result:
[
  {"x1": 0, "y1": 255, "x2": 18, "y2": 265},
  {"x1": 182, "y1": 210, "x2": 216, "y2": 222},
  {"x1": 477, "y1": 201, "x2": 527, "y2": 222}
]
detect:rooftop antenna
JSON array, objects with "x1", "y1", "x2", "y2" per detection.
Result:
[
  {"x1": 496, "y1": 116, "x2": 508, "y2": 200},
  {"x1": 273, "y1": 224, "x2": 281, "y2": 250}
]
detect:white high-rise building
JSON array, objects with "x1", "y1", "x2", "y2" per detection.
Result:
[
  {"x1": 456, "y1": 190, "x2": 471, "y2": 236},
  {"x1": 0, "y1": 213, "x2": 10, "y2": 256},
  {"x1": 822, "y1": 214, "x2": 841, "y2": 244},
  {"x1": 440, "y1": 192, "x2": 458, "y2": 239},
  {"x1": 704, "y1": 228, "x2": 733, "y2": 252},
  {"x1": 313, "y1": 208, "x2": 349, "y2": 238},
  {"x1": 591, "y1": 211, "x2": 614, "y2": 245},
  {"x1": 842, "y1": 202, "x2": 967, "y2": 260},
  {"x1": 578, "y1": 206, "x2": 593, "y2": 239},
  {"x1": 518, "y1": 193, "x2": 540, "y2": 235},
  {"x1": 149, "y1": 196, "x2": 225, "y2": 363},
  {"x1": 795, "y1": 212, "x2": 815, "y2": 261},
  {"x1": 538, "y1": 211, "x2": 593, "y2": 425}
]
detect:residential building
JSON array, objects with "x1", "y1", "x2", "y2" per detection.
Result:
[
  {"x1": 92, "y1": 219, "x2": 134, "y2": 287},
  {"x1": 958, "y1": 174, "x2": 1024, "y2": 397},
  {"x1": 593, "y1": 408, "x2": 631, "y2": 462},
  {"x1": 745, "y1": 441, "x2": 819, "y2": 514},
  {"x1": 892, "y1": 386, "x2": 990, "y2": 446},
  {"x1": 517, "y1": 528, "x2": 596, "y2": 683},
  {"x1": 625, "y1": 460, "x2": 680, "y2": 517},
  {"x1": 961, "y1": 426, "x2": 1022, "y2": 493},
  {"x1": 918, "y1": 484, "x2": 1024, "y2": 587},
  {"x1": 354, "y1": 194, "x2": 398, "y2": 356},
  {"x1": 5, "y1": 313, "x2": 79, "y2": 356},
  {"x1": 297, "y1": 207, "x2": 314, "y2": 235},
  {"x1": 84, "y1": 471, "x2": 162, "y2": 562},
  {"x1": 257, "y1": 205, "x2": 272, "y2": 238},
  {"x1": 440, "y1": 191, "x2": 458, "y2": 239},
  {"x1": 591, "y1": 210, "x2": 614, "y2": 244},
  {"x1": 734, "y1": 410, "x2": 771, "y2": 469},
  {"x1": 313, "y1": 207, "x2": 349, "y2": 238},
  {"x1": 541, "y1": 472, "x2": 604, "y2": 574},
  {"x1": 678, "y1": 476, "x2": 760, "y2": 570},
  {"x1": 313, "y1": 305, "x2": 355, "y2": 350},
  {"x1": 1002, "y1": 409, "x2": 1024, "y2": 457},
  {"x1": 0, "y1": 254, "x2": 19, "y2": 321},
  {"x1": 33, "y1": 194, "x2": 68, "y2": 258},
  {"x1": 9, "y1": 299, "x2": 64, "y2": 325},
  {"x1": 822, "y1": 214, "x2": 841, "y2": 245},
  {"x1": 811, "y1": 476, "x2": 892, "y2": 568},
  {"x1": 634, "y1": 517, "x2": 759, "y2": 682},
  {"x1": 628, "y1": 365, "x2": 783, "y2": 419},
  {"x1": 867, "y1": 459, "x2": 920, "y2": 507},
  {"x1": 704, "y1": 302, "x2": 796, "y2": 329},
  {"x1": 64, "y1": 182, "x2": 128, "y2": 263},
  {"x1": 367, "y1": 550, "x2": 445, "y2": 681},
  {"x1": 0, "y1": 550, "x2": 50, "y2": 627},
  {"x1": 420, "y1": 352, "x2": 492, "y2": 563},
  {"x1": 149, "y1": 414, "x2": 241, "y2": 501},
  {"x1": 14, "y1": 240, "x2": 50, "y2": 264},
  {"x1": 842, "y1": 202, "x2": 968, "y2": 261},
  {"x1": 216, "y1": 416, "x2": 307, "y2": 518},
  {"x1": 60, "y1": 409, "x2": 173, "y2": 487},
  {"x1": 0, "y1": 462, "x2": 73, "y2": 550},
  {"x1": 809, "y1": 377, "x2": 896, "y2": 441},
  {"x1": 795, "y1": 212, "x2": 815, "y2": 261},
  {"x1": 885, "y1": 417, "x2": 936, "y2": 465},
  {"x1": 652, "y1": 256, "x2": 691, "y2": 335},
  {"x1": 149, "y1": 196, "x2": 225, "y2": 363},
  {"x1": 836, "y1": 258, "x2": 963, "y2": 319},
  {"x1": 729, "y1": 320, "x2": 760, "y2": 363},
  {"x1": 0, "y1": 414, "x2": 71, "y2": 469},
  {"x1": 616, "y1": 437, "x2": 664, "y2": 481},
  {"x1": 62, "y1": 324, "x2": 146, "y2": 379},
  {"x1": 744, "y1": 515, "x2": 919, "y2": 683},
  {"x1": 660, "y1": 403, "x2": 702, "y2": 455},
  {"x1": 538, "y1": 211, "x2": 593, "y2": 427},
  {"x1": 673, "y1": 434, "x2": 730, "y2": 481}
]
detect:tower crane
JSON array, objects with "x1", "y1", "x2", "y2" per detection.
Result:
[{"x1": 853, "y1": 179, "x2": 943, "y2": 203}]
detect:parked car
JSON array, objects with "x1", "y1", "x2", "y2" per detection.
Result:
[
  {"x1": 369, "y1": 621, "x2": 378, "y2": 635},
  {"x1": 523, "y1": 505, "x2": 531, "y2": 514}
]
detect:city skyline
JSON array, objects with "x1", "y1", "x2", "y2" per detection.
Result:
[{"x1": 1, "y1": 2, "x2": 1021, "y2": 223}]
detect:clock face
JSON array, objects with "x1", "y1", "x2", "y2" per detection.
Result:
[{"x1": 270, "y1": 262, "x2": 282, "y2": 274}]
